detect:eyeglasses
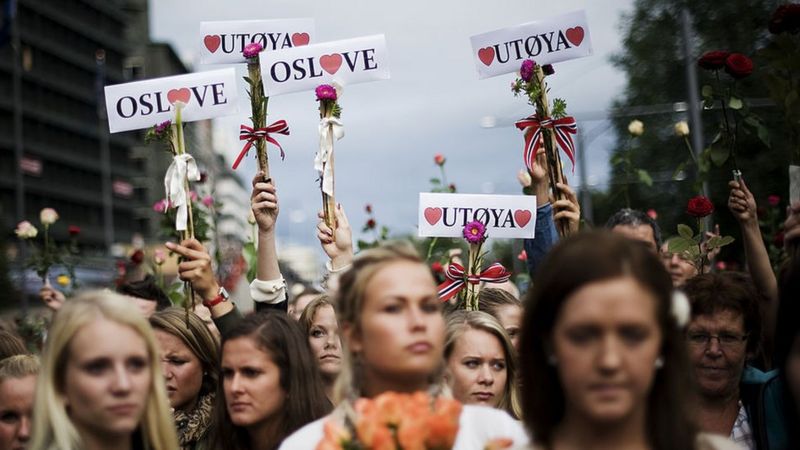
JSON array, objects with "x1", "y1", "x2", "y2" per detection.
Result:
[{"x1": 686, "y1": 332, "x2": 749, "y2": 349}]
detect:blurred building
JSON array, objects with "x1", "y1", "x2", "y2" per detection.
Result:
[{"x1": 0, "y1": 0, "x2": 148, "y2": 252}]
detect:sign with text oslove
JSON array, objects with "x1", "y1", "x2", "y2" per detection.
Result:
[
  {"x1": 418, "y1": 193, "x2": 537, "y2": 239},
  {"x1": 104, "y1": 69, "x2": 239, "y2": 133},
  {"x1": 470, "y1": 10, "x2": 593, "y2": 79},
  {"x1": 261, "y1": 34, "x2": 390, "y2": 96},
  {"x1": 199, "y1": 19, "x2": 316, "y2": 65}
]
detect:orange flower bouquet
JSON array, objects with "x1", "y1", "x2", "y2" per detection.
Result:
[{"x1": 317, "y1": 392, "x2": 461, "y2": 450}]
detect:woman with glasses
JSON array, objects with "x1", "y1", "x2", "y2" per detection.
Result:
[{"x1": 683, "y1": 272, "x2": 788, "y2": 450}]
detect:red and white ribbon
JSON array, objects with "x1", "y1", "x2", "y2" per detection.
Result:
[
  {"x1": 514, "y1": 115, "x2": 578, "y2": 174},
  {"x1": 232, "y1": 121, "x2": 290, "y2": 170},
  {"x1": 437, "y1": 262, "x2": 511, "y2": 302}
]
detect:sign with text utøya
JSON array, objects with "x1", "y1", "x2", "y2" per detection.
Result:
[
  {"x1": 104, "y1": 68, "x2": 239, "y2": 133},
  {"x1": 418, "y1": 193, "x2": 537, "y2": 239},
  {"x1": 261, "y1": 34, "x2": 390, "y2": 96},
  {"x1": 470, "y1": 10, "x2": 593, "y2": 79},
  {"x1": 199, "y1": 19, "x2": 316, "y2": 65}
]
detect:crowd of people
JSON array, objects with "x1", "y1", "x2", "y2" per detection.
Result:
[{"x1": 0, "y1": 166, "x2": 799, "y2": 450}]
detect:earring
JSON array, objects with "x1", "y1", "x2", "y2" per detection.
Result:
[
  {"x1": 547, "y1": 354, "x2": 558, "y2": 366},
  {"x1": 654, "y1": 357, "x2": 664, "y2": 369}
]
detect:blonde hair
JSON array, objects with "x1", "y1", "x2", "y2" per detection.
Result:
[
  {"x1": 298, "y1": 295, "x2": 333, "y2": 337},
  {"x1": 149, "y1": 307, "x2": 220, "y2": 397},
  {"x1": 444, "y1": 310, "x2": 522, "y2": 419},
  {"x1": 0, "y1": 354, "x2": 39, "y2": 380},
  {"x1": 332, "y1": 241, "x2": 441, "y2": 403},
  {"x1": 29, "y1": 290, "x2": 178, "y2": 450}
]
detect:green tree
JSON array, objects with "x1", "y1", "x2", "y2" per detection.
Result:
[{"x1": 597, "y1": 0, "x2": 791, "y2": 263}]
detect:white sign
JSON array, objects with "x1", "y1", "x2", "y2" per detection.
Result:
[
  {"x1": 261, "y1": 34, "x2": 390, "y2": 96},
  {"x1": 105, "y1": 68, "x2": 239, "y2": 133},
  {"x1": 418, "y1": 193, "x2": 537, "y2": 239},
  {"x1": 199, "y1": 19, "x2": 316, "y2": 65},
  {"x1": 470, "y1": 10, "x2": 593, "y2": 79}
]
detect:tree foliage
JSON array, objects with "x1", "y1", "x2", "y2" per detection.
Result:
[{"x1": 595, "y1": 0, "x2": 791, "y2": 264}]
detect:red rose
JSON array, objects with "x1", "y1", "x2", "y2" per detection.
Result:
[
  {"x1": 767, "y1": 195, "x2": 781, "y2": 207},
  {"x1": 431, "y1": 262, "x2": 444, "y2": 273},
  {"x1": 130, "y1": 249, "x2": 145, "y2": 265},
  {"x1": 365, "y1": 218, "x2": 376, "y2": 230},
  {"x1": 68, "y1": 225, "x2": 81, "y2": 236},
  {"x1": 769, "y1": 4, "x2": 800, "y2": 34},
  {"x1": 448, "y1": 183, "x2": 456, "y2": 193},
  {"x1": 697, "y1": 51, "x2": 730, "y2": 70},
  {"x1": 774, "y1": 230, "x2": 785, "y2": 248},
  {"x1": 434, "y1": 154, "x2": 446, "y2": 166},
  {"x1": 724, "y1": 53, "x2": 753, "y2": 79},
  {"x1": 686, "y1": 196, "x2": 714, "y2": 218}
]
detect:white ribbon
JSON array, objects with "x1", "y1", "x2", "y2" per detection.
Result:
[
  {"x1": 163, "y1": 154, "x2": 200, "y2": 231},
  {"x1": 315, "y1": 117, "x2": 344, "y2": 195}
]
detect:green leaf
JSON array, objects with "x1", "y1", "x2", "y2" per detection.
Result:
[
  {"x1": 637, "y1": 169, "x2": 653, "y2": 187},
  {"x1": 756, "y1": 123, "x2": 771, "y2": 148},
  {"x1": 728, "y1": 97, "x2": 743, "y2": 110},
  {"x1": 667, "y1": 237, "x2": 694, "y2": 254},
  {"x1": 429, "y1": 178, "x2": 441, "y2": 185},
  {"x1": 709, "y1": 144, "x2": 730, "y2": 167},
  {"x1": 610, "y1": 153, "x2": 626, "y2": 167},
  {"x1": 678, "y1": 224, "x2": 694, "y2": 240},
  {"x1": 717, "y1": 235, "x2": 735, "y2": 246},
  {"x1": 701, "y1": 85, "x2": 713, "y2": 98}
]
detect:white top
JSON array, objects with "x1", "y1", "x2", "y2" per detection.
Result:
[{"x1": 279, "y1": 404, "x2": 529, "y2": 450}]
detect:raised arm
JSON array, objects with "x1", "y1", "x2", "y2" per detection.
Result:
[{"x1": 728, "y1": 178, "x2": 778, "y2": 342}]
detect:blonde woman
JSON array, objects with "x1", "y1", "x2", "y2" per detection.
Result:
[
  {"x1": 444, "y1": 310, "x2": 521, "y2": 419},
  {"x1": 30, "y1": 290, "x2": 178, "y2": 450},
  {"x1": 299, "y1": 296, "x2": 342, "y2": 401},
  {"x1": 280, "y1": 242, "x2": 528, "y2": 449}
]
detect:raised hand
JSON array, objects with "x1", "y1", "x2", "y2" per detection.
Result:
[
  {"x1": 317, "y1": 204, "x2": 354, "y2": 270},
  {"x1": 251, "y1": 171, "x2": 278, "y2": 234}
]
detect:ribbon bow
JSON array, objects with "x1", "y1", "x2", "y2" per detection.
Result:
[
  {"x1": 232, "y1": 121, "x2": 290, "y2": 170},
  {"x1": 164, "y1": 153, "x2": 200, "y2": 231},
  {"x1": 315, "y1": 117, "x2": 345, "y2": 195},
  {"x1": 514, "y1": 115, "x2": 577, "y2": 174},
  {"x1": 437, "y1": 262, "x2": 511, "y2": 302}
]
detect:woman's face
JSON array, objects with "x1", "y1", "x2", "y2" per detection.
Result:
[
  {"x1": 552, "y1": 277, "x2": 662, "y2": 425},
  {"x1": 154, "y1": 329, "x2": 204, "y2": 411},
  {"x1": 63, "y1": 318, "x2": 152, "y2": 440},
  {"x1": 307, "y1": 305, "x2": 342, "y2": 379},
  {"x1": 446, "y1": 328, "x2": 507, "y2": 409},
  {"x1": 494, "y1": 304, "x2": 523, "y2": 349},
  {"x1": 222, "y1": 337, "x2": 285, "y2": 428},
  {"x1": 0, "y1": 375, "x2": 36, "y2": 450},
  {"x1": 348, "y1": 261, "x2": 445, "y2": 390}
]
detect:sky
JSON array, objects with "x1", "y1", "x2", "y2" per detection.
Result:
[{"x1": 149, "y1": 0, "x2": 636, "y2": 247}]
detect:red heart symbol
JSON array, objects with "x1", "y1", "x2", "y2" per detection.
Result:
[
  {"x1": 514, "y1": 209, "x2": 532, "y2": 228},
  {"x1": 291, "y1": 32, "x2": 310, "y2": 46},
  {"x1": 478, "y1": 47, "x2": 495, "y2": 66},
  {"x1": 167, "y1": 88, "x2": 191, "y2": 105},
  {"x1": 565, "y1": 27, "x2": 585, "y2": 46},
  {"x1": 320, "y1": 54, "x2": 343, "y2": 75},
  {"x1": 424, "y1": 207, "x2": 442, "y2": 226},
  {"x1": 204, "y1": 35, "x2": 221, "y2": 53}
]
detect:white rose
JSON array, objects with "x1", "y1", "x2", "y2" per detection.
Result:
[
  {"x1": 15, "y1": 221, "x2": 38, "y2": 239},
  {"x1": 40, "y1": 208, "x2": 59, "y2": 226},
  {"x1": 628, "y1": 119, "x2": 644, "y2": 137},
  {"x1": 674, "y1": 121, "x2": 690, "y2": 137}
]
